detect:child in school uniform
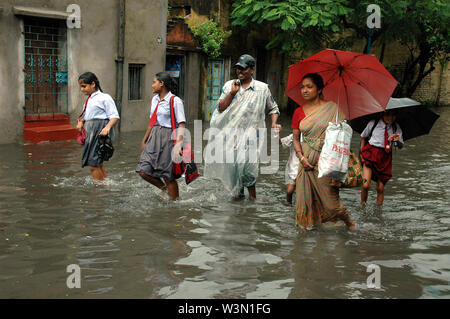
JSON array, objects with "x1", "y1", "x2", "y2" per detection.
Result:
[
  {"x1": 136, "y1": 72, "x2": 186, "y2": 201},
  {"x1": 360, "y1": 110, "x2": 403, "y2": 207},
  {"x1": 281, "y1": 106, "x2": 306, "y2": 204},
  {"x1": 76, "y1": 72, "x2": 120, "y2": 181}
]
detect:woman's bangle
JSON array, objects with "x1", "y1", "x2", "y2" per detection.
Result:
[{"x1": 300, "y1": 156, "x2": 305, "y2": 162}]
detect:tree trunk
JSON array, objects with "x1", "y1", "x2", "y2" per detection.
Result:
[
  {"x1": 379, "y1": 40, "x2": 386, "y2": 63},
  {"x1": 406, "y1": 41, "x2": 434, "y2": 97},
  {"x1": 434, "y1": 60, "x2": 446, "y2": 106}
]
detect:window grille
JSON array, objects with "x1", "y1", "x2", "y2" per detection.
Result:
[{"x1": 129, "y1": 64, "x2": 144, "y2": 100}]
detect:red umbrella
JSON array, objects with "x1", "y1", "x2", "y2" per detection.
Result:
[{"x1": 286, "y1": 49, "x2": 398, "y2": 120}]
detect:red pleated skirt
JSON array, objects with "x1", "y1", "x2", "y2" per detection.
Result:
[{"x1": 361, "y1": 143, "x2": 392, "y2": 184}]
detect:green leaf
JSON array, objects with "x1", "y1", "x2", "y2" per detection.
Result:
[
  {"x1": 253, "y1": 2, "x2": 265, "y2": 11},
  {"x1": 287, "y1": 16, "x2": 296, "y2": 27},
  {"x1": 281, "y1": 18, "x2": 290, "y2": 31},
  {"x1": 322, "y1": 18, "x2": 332, "y2": 26},
  {"x1": 262, "y1": 8, "x2": 279, "y2": 20},
  {"x1": 282, "y1": 41, "x2": 292, "y2": 52}
]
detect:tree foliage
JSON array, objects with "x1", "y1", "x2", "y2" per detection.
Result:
[
  {"x1": 231, "y1": 0, "x2": 352, "y2": 52},
  {"x1": 230, "y1": 0, "x2": 450, "y2": 98},
  {"x1": 190, "y1": 18, "x2": 232, "y2": 58},
  {"x1": 343, "y1": 0, "x2": 450, "y2": 97}
]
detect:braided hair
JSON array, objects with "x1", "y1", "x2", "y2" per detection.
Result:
[{"x1": 78, "y1": 72, "x2": 103, "y2": 92}]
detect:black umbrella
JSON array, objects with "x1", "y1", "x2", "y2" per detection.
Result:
[{"x1": 349, "y1": 98, "x2": 440, "y2": 141}]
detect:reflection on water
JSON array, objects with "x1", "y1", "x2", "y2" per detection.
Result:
[{"x1": 0, "y1": 107, "x2": 449, "y2": 298}]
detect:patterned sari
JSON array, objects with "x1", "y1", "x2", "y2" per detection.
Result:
[{"x1": 295, "y1": 101, "x2": 350, "y2": 230}]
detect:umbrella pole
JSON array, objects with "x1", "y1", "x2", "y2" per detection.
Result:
[{"x1": 336, "y1": 81, "x2": 341, "y2": 124}]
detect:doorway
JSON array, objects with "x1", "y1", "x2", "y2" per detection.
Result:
[
  {"x1": 23, "y1": 17, "x2": 68, "y2": 117},
  {"x1": 165, "y1": 54, "x2": 185, "y2": 99},
  {"x1": 205, "y1": 59, "x2": 225, "y2": 121}
]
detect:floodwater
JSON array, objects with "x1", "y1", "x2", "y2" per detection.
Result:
[{"x1": 0, "y1": 108, "x2": 449, "y2": 299}]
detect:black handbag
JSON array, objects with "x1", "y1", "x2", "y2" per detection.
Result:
[{"x1": 96, "y1": 135, "x2": 114, "y2": 161}]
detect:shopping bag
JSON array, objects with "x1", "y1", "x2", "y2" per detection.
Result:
[
  {"x1": 330, "y1": 150, "x2": 363, "y2": 188},
  {"x1": 77, "y1": 97, "x2": 90, "y2": 145},
  {"x1": 77, "y1": 121, "x2": 86, "y2": 145},
  {"x1": 342, "y1": 150, "x2": 363, "y2": 187},
  {"x1": 318, "y1": 120, "x2": 353, "y2": 182}
]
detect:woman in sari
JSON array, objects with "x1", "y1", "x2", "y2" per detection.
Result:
[{"x1": 293, "y1": 73, "x2": 357, "y2": 231}]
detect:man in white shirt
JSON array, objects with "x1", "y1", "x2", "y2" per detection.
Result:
[{"x1": 204, "y1": 54, "x2": 281, "y2": 200}]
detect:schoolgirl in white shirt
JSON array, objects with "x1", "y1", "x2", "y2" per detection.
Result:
[
  {"x1": 360, "y1": 110, "x2": 404, "y2": 206},
  {"x1": 77, "y1": 72, "x2": 120, "y2": 181},
  {"x1": 136, "y1": 72, "x2": 186, "y2": 200}
]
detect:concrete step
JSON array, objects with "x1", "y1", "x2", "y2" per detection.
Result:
[
  {"x1": 24, "y1": 124, "x2": 78, "y2": 143},
  {"x1": 24, "y1": 114, "x2": 71, "y2": 128}
]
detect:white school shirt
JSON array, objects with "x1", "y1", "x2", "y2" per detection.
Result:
[
  {"x1": 83, "y1": 90, "x2": 120, "y2": 121},
  {"x1": 361, "y1": 119, "x2": 403, "y2": 148},
  {"x1": 149, "y1": 92, "x2": 186, "y2": 128}
]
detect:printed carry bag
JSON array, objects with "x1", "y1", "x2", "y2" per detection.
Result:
[
  {"x1": 341, "y1": 150, "x2": 363, "y2": 188},
  {"x1": 318, "y1": 119, "x2": 353, "y2": 182},
  {"x1": 330, "y1": 150, "x2": 363, "y2": 188}
]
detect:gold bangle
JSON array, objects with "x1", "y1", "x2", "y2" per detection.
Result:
[{"x1": 300, "y1": 156, "x2": 305, "y2": 162}]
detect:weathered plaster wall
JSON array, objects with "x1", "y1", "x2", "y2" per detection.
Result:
[
  {"x1": 0, "y1": 0, "x2": 120, "y2": 143},
  {"x1": 184, "y1": 51, "x2": 201, "y2": 121},
  {"x1": 121, "y1": 0, "x2": 167, "y2": 132},
  {"x1": 0, "y1": 0, "x2": 168, "y2": 144},
  {"x1": 0, "y1": 2, "x2": 25, "y2": 143}
]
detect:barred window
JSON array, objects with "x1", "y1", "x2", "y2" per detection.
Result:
[{"x1": 129, "y1": 64, "x2": 144, "y2": 100}]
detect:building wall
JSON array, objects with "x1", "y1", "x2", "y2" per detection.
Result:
[
  {"x1": 411, "y1": 62, "x2": 450, "y2": 106},
  {"x1": 121, "y1": 0, "x2": 168, "y2": 132},
  {"x1": 184, "y1": 51, "x2": 201, "y2": 121},
  {"x1": 0, "y1": 0, "x2": 168, "y2": 144},
  {"x1": 168, "y1": 0, "x2": 235, "y2": 121},
  {"x1": 0, "y1": 2, "x2": 26, "y2": 144}
]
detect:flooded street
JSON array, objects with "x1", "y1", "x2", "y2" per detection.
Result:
[{"x1": 0, "y1": 107, "x2": 449, "y2": 299}]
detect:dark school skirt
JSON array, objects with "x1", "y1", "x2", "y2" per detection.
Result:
[
  {"x1": 361, "y1": 143, "x2": 392, "y2": 184},
  {"x1": 136, "y1": 125, "x2": 178, "y2": 181},
  {"x1": 82, "y1": 119, "x2": 113, "y2": 168}
]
